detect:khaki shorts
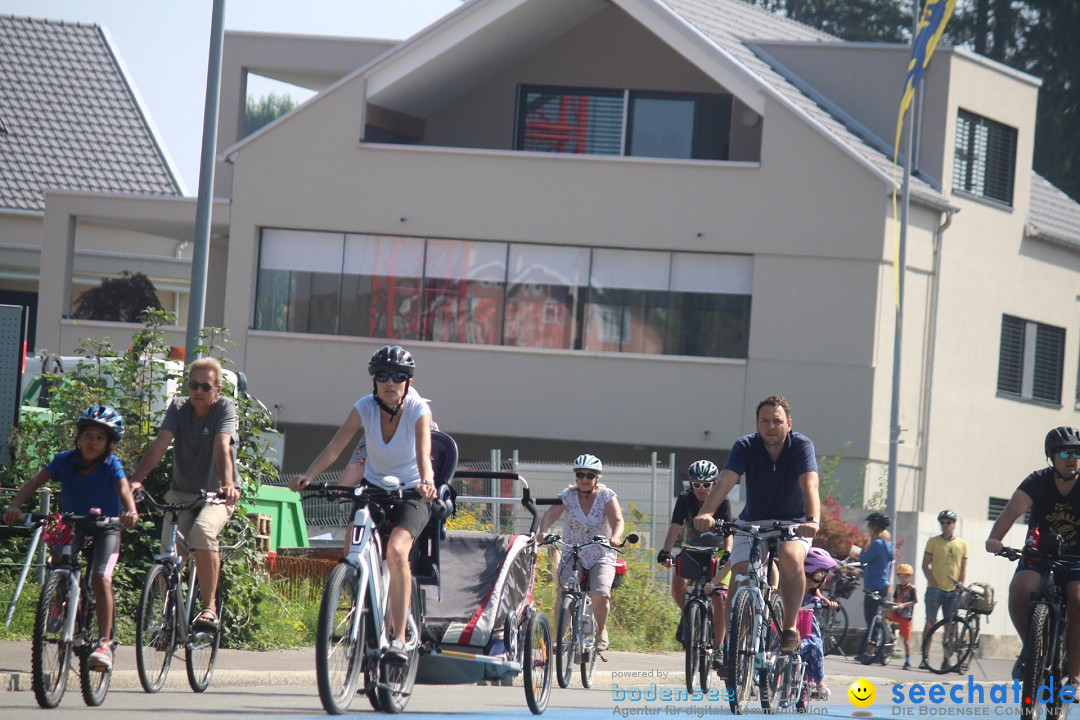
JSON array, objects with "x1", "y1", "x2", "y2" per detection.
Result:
[
  {"x1": 729, "y1": 521, "x2": 811, "y2": 567},
  {"x1": 559, "y1": 559, "x2": 616, "y2": 599},
  {"x1": 163, "y1": 489, "x2": 234, "y2": 553}
]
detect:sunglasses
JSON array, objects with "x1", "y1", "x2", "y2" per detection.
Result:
[
  {"x1": 575, "y1": 471, "x2": 597, "y2": 480},
  {"x1": 1057, "y1": 450, "x2": 1080, "y2": 460},
  {"x1": 690, "y1": 481, "x2": 715, "y2": 490},
  {"x1": 188, "y1": 380, "x2": 215, "y2": 393},
  {"x1": 374, "y1": 371, "x2": 410, "y2": 384}
]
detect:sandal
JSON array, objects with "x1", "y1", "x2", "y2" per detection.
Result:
[
  {"x1": 192, "y1": 608, "x2": 219, "y2": 630},
  {"x1": 779, "y1": 628, "x2": 800, "y2": 655}
]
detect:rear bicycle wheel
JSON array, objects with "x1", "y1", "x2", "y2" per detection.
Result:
[
  {"x1": 924, "y1": 617, "x2": 972, "y2": 675},
  {"x1": 376, "y1": 578, "x2": 421, "y2": 713},
  {"x1": 32, "y1": 569, "x2": 72, "y2": 708},
  {"x1": 817, "y1": 603, "x2": 848, "y2": 655},
  {"x1": 316, "y1": 563, "x2": 364, "y2": 715},
  {"x1": 686, "y1": 604, "x2": 704, "y2": 699},
  {"x1": 78, "y1": 590, "x2": 113, "y2": 706},
  {"x1": 726, "y1": 590, "x2": 755, "y2": 714},
  {"x1": 580, "y1": 603, "x2": 597, "y2": 688},
  {"x1": 555, "y1": 595, "x2": 575, "y2": 688},
  {"x1": 524, "y1": 610, "x2": 552, "y2": 715},
  {"x1": 136, "y1": 564, "x2": 176, "y2": 693},
  {"x1": 185, "y1": 570, "x2": 222, "y2": 693}
]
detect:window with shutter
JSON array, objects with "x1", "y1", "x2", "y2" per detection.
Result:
[
  {"x1": 996, "y1": 314, "x2": 1065, "y2": 405},
  {"x1": 953, "y1": 110, "x2": 1017, "y2": 206}
]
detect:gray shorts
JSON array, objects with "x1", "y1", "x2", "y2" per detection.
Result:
[
  {"x1": 729, "y1": 520, "x2": 811, "y2": 567},
  {"x1": 559, "y1": 559, "x2": 616, "y2": 599}
]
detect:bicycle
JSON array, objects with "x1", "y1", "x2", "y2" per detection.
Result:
[
  {"x1": 996, "y1": 543, "x2": 1077, "y2": 719},
  {"x1": 543, "y1": 533, "x2": 637, "y2": 690},
  {"x1": 301, "y1": 482, "x2": 424, "y2": 715},
  {"x1": 134, "y1": 489, "x2": 241, "y2": 693},
  {"x1": 816, "y1": 557, "x2": 861, "y2": 655},
  {"x1": 859, "y1": 589, "x2": 898, "y2": 665},
  {"x1": 23, "y1": 511, "x2": 123, "y2": 708},
  {"x1": 674, "y1": 544, "x2": 728, "y2": 694},
  {"x1": 719, "y1": 519, "x2": 799, "y2": 715},
  {"x1": 921, "y1": 581, "x2": 994, "y2": 675}
]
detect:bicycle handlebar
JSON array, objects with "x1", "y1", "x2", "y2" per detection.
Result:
[
  {"x1": 711, "y1": 519, "x2": 803, "y2": 538},
  {"x1": 997, "y1": 546, "x2": 1080, "y2": 564},
  {"x1": 299, "y1": 482, "x2": 423, "y2": 504},
  {"x1": 541, "y1": 533, "x2": 638, "y2": 553},
  {"x1": 136, "y1": 488, "x2": 225, "y2": 514},
  {"x1": 23, "y1": 512, "x2": 124, "y2": 529}
]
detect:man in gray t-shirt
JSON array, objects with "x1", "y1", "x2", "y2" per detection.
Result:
[{"x1": 131, "y1": 357, "x2": 240, "y2": 631}]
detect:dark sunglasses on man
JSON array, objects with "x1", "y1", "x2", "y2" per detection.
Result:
[
  {"x1": 188, "y1": 380, "x2": 215, "y2": 393},
  {"x1": 1057, "y1": 449, "x2": 1080, "y2": 460}
]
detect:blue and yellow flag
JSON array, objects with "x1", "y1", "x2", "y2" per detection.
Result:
[{"x1": 892, "y1": 0, "x2": 956, "y2": 305}]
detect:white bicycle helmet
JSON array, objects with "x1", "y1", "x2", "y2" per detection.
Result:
[
  {"x1": 572, "y1": 454, "x2": 603, "y2": 474},
  {"x1": 688, "y1": 460, "x2": 719, "y2": 483}
]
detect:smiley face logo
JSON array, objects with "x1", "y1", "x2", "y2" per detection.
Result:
[{"x1": 847, "y1": 678, "x2": 876, "y2": 708}]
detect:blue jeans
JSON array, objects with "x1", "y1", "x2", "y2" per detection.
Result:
[{"x1": 924, "y1": 586, "x2": 959, "y2": 623}]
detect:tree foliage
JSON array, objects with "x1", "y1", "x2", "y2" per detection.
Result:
[
  {"x1": 71, "y1": 271, "x2": 162, "y2": 322},
  {"x1": 750, "y1": 0, "x2": 1080, "y2": 202},
  {"x1": 244, "y1": 92, "x2": 297, "y2": 137}
]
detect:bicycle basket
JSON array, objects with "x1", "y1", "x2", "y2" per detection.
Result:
[
  {"x1": 828, "y1": 571, "x2": 859, "y2": 599},
  {"x1": 676, "y1": 548, "x2": 718, "y2": 581},
  {"x1": 959, "y1": 582, "x2": 995, "y2": 614}
]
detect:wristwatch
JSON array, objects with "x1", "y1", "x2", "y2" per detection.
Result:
[{"x1": 806, "y1": 517, "x2": 819, "y2": 523}]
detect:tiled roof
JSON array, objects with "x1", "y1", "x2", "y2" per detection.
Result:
[
  {"x1": 659, "y1": 0, "x2": 944, "y2": 205},
  {"x1": 1028, "y1": 173, "x2": 1080, "y2": 250},
  {"x1": 0, "y1": 15, "x2": 182, "y2": 212}
]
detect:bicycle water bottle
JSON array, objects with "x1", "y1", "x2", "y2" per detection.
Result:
[{"x1": 1024, "y1": 527, "x2": 1040, "y2": 567}]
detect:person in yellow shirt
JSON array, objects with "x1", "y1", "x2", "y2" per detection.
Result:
[{"x1": 918, "y1": 509, "x2": 967, "y2": 669}]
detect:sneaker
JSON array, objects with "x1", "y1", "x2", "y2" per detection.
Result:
[
  {"x1": 1012, "y1": 655, "x2": 1022, "y2": 680},
  {"x1": 817, "y1": 682, "x2": 830, "y2": 701},
  {"x1": 88, "y1": 640, "x2": 113, "y2": 671},
  {"x1": 919, "y1": 658, "x2": 930, "y2": 670},
  {"x1": 903, "y1": 660, "x2": 911, "y2": 670},
  {"x1": 383, "y1": 638, "x2": 409, "y2": 665},
  {"x1": 596, "y1": 628, "x2": 609, "y2": 652}
]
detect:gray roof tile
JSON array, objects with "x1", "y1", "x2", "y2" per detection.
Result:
[
  {"x1": 1029, "y1": 173, "x2": 1080, "y2": 250},
  {"x1": 0, "y1": 14, "x2": 182, "y2": 212}
]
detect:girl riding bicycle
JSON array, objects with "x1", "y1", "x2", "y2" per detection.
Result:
[
  {"x1": 799, "y1": 547, "x2": 838, "y2": 700},
  {"x1": 3, "y1": 405, "x2": 139, "y2": 671},
  {"x1": 537, "y1": 454, "x2": 624, "y2": 652},
  {"x1": 290, "y1": 345, "x2": 436, "y2": 664}
]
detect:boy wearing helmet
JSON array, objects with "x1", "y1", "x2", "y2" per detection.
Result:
[
  {"x1": 290, "y1": 345, "x2": 435, "y2": 663},
  {"x1": 4, "y1": 405, "x2": 139, "y2": 670},
  {"x1": 986, "y1": 426, "x2": 1080, "y2": 684},
  {"x1": 891, "y1": 564, "x2": 918, "y2": 669},
  {"x1": 918, "y1": 508, "x2": 967, "y2": 668},
  {"x1": 537, "y1": 454, "x2": 624, "y2": 652},
  {"x1": 657, "y1": 460, "x2": 732, "y2": 670}
]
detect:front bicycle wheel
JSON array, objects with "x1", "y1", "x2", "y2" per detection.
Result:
[
  {"x1": 524, "y1": 610, "x2": 552, "y2": 715},
  {"x1": 817, "y1": 603, "x2": 848, "y2": 655},
  {"x1": 1021, "y1": 603, "x2": 1054, "y2": 720},
  {"x1": 185, "y1": 572, "x2": 222, "y2": 693},
  {"x1": 580, "y1": 603, "x2": 598, "y2": 689},
  {"x1": 685, "y1": 601, "x2": 702, "y2": 694},
  {"x1": 376, "y1": 578, "x2": 421, "y2": 713},
  {"x1": 136, "y1": 564, "x2": 176, "y2": 693},
  {"x1": 758, "y1": 594, "x2": 783, "y2": 712},
  {"x1": 924, "y1": 617, "x2": 973, "y2": 675},
  {"x1": 699, "y1": 603, "x2": 713, "y2": 693},
  {"x1": 78, "y1": 590, "x2": 113, "y2": 706},
  {"x1": 316, "y1": 563, "x2": 364, "y2": 715},
  {"x1": 555, "y1": 595, "x2": 575, "y2": 689},
  {"x1": 32, "y1": 569, "x2": 72, "y2": 708},
  {"x1": 726, "y1": 590, "x2": 754, "y2": 714}
]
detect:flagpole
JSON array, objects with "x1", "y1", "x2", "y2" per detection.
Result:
[{"x1": 886, "y1": 0, "x2": 921, "y2": 536}]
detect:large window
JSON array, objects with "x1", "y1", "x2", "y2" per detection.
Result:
[
  {"x1": 516, "y1": 85, "x2": 731, "y2": 161},
  {"x1": 953, "y1": 109, "x2": 1017, "y2": 206},
  {"x1": 997, "y1": 314, "x2": 1065, "y2": 405},
  {"x1": 255, "y1": 229, "x2": 753, "y2": 359}
]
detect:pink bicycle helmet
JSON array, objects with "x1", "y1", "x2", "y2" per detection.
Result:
[{"x1": 804, "y1": 546, "x2": 837, "y2": 573}]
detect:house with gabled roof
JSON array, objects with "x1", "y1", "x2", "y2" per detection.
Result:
[
  {"x1": 30, "y1": 0, "x2": 1080, "y2": 525},
  {"x1": 0, "y1": 14, "x2": 188, "y2": 348}
]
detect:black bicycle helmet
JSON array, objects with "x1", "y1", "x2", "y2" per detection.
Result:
[
  {"x1": 865, "y1": 511, "x2": 890, "y2": 528},
  {"x1": 1045, "y1": 427, "x2": 1080, "y2": 458},
  {"x1": 76, "y1": 404, "x2": 125, "y2": 443},
  {"x1": 937, "y1": 509, "x2": 957, "y2": 523},
  {"x1": 688, "y1": 460, "x2": 719, "y2": 483},
  {"x1": 367, "y1": 345, "x2": 416, "y2": 377}
]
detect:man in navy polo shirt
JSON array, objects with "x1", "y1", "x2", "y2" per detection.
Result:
[{"x1": 693, "y1": 395, "x2": 821, "y2": 655}]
